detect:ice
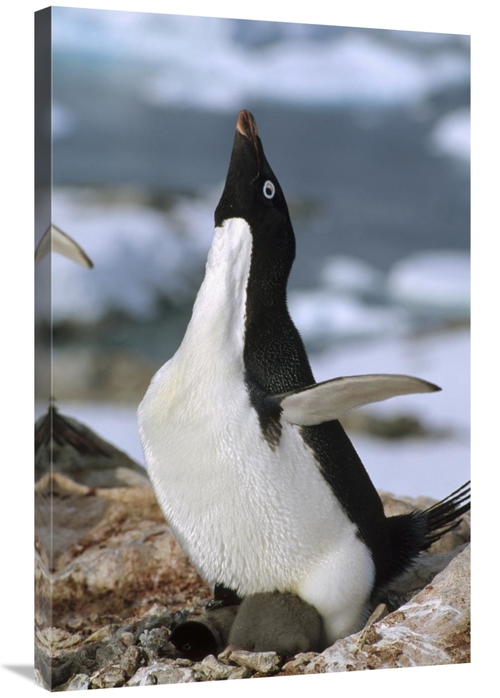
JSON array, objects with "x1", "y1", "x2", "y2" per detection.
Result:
[
  {"x1": 429, "y1": 107, "x2": 470, "y2": 162},
  {"x1": 289, "y1": 290, "x2": 410, "y2": 341},
  {"x1": 289, "y1": 250, "x2": 469, "y2": 344},
  {"x1": 52, "y1": 9, "x2": 469, "y2": 112},
  {"x1": 49, "y1": 187, "x2": 470, "y2": 356},
  {"x1": 320, "y1": 255, "x2": 385, "y2": 297},
  {"x1": 386, "y1": 250, "x2": 470, "y2": 318},
  {"x1": 49, "y1": 187, "x2": 216, "y2": 322}
]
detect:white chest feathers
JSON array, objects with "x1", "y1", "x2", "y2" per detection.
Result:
[{"x1": 138, "y1": 218, "x2": 375, "y2": 643}]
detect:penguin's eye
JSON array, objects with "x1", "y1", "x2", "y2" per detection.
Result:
[{"x1": 263, "y1": 180, "x2": 275, "y2": 199}]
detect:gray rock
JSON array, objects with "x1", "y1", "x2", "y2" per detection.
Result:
[
  {"x1": 95, "y1": 638, "x2": 125, "y2": 667},
  {"x1": 193, "y1": 654, "x2": 252, "y2": 681},
  {"x1": 117, "y1": 631, "x2": 135, "y2": 648},
  {"x1": 127, "y1": 661, "x2": 195, "y2": 686},
  {"x1": 138, "y1": 627, "x2": 172, "y2": 662},
  {"x1": 220, "y1": 649, "x2": 282, "y2": 674},
  {"x1": 35, "y1": 404, "x2": 149, "y2": 487},
  {"x1": 57, "y1": 673, "x2": 91, "y2": 691},
  {"x1": 120, "y1": 645, "x2": 145, "y2": 678},
  {"x1": 89, "y1": 666, "x2": 127, "y2": 689},
  {"x1": 227, "y1": 666, "x2": 254, "y2": 680},
  {"x1": 34, "y1": 668, "x2": 47, "y2": 689}
]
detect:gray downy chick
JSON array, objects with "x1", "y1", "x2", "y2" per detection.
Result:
[{"x1": 228, "y1": 592, "x2": 325, "y2": 656}]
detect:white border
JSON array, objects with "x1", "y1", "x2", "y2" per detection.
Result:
[{"x1": 1, "y1": 1, "x2": 496, "y2": 696}]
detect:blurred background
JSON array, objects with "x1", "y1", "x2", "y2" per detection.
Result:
[{"x1": 37, "y1": 7, "x2": 470, "y2": 498}]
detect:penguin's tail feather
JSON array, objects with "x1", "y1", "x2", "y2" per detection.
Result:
[
  {"x1": 382, "y1": 481, "x2": 470, "y2": 585},
  {"x1": 419, "y1": 481, "x2": 470, "y2": 548}
]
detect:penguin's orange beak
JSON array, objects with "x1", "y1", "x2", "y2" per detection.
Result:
[
  {"x1": 236, "y1": 109, "x2": 259, "y2": 140},
  {"x1": 236, "y1": 110, "x2": 261, "y2": 175}
]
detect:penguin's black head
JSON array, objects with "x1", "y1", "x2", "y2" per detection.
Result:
[{"x1": 214, "y1": 110, "x2": 296, "y2": 284}]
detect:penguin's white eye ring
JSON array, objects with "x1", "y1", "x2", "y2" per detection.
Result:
[{"x1": 263, "y1": 180, "x2": 275, "y2": 199}]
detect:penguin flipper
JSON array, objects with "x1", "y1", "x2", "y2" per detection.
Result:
[
  {"x1": 35, "y1": 224, "x2": 94, "y2": 268},
  {"x1": 274, "y1": 374, "x2": 441, "y2": 427}
]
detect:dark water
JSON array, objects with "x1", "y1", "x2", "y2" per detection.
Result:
[{"x1": 52, "y1": 64, "x2": 470, "y2": 286}]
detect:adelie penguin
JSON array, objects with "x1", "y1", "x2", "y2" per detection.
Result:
[{"x1": 138, "y1": 110, "x2": 470, "y2": 648}]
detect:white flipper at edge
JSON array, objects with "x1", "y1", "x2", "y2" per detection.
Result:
[
  {"x1": 274, "y1": 374, "x2": 440, "y2": 427},
  {"x1": 35, "y1": 224, "x2": 94, "y2": 268}
]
